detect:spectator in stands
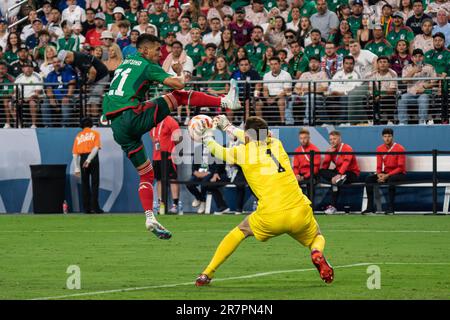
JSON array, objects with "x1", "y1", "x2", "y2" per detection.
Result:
[
  {"x1": 244, "y1": 26, "x2": 267, "y2": 69},
  {"x1": 62, "y1": 0, "x2": 87, "y2": 25},
  {"x1": 332, "y1": 19, "x2": 353, "y2": 48},
  {"x1": 398, "y1": 48, "x2": 437, "y2": 125},
  {"x1": 47, "y1": 7, "x2": 64, "y2": 43},
  {"x1": 293, "y1": 128, "x2": 321, "y2": 198},
  {"x1": 207, "y1": 0, "x2": 233, "y2": 25},
  {"x1": 298, "y1": 16, "x2": 313, "y2": 48},
  {"x1": 32, "y1": 30, "x2": 54, "y2": 65},
  {"x1": 148, "y1": 0, "x2": 167, "y2": 30},
  {"x1": 229, "y1": 7, "x2": 253, "y2": 47},
  {"x1": 295, "y1": 56, "x2": 328, "y2": 125},
  {"x1": 160, "y1": 6, "x2": 180, "y2": 39},
  {"x1": 387, "y1": 11, "x2": 415, "y2": 49},
  {"x1": 86, "y1": 12, "x2": 106, "y2": 47},
  {"x1": 92, "y1": 45, "x2": 103, "y2": 60},
  {"x1": 82, "y1": 8, "x2": 96, "y2": 36},
  {"x1": 21, "y1": 10, "x2": 38, "y2": 42},
  {"x1": 40, "y1": 0, "x2": 53, "y2": 26},
  {"x1": 0, "y1": 61, "x2": 15, "y2": 129},
  {"x1": 196, "y1": 43, "x2": 216, "y2": 80},
  {"x1": 432, "y1": 9, "x2": 450, "y2": 48},
  {"x1": 14, "y1": 61, "x2": 43, "y2": 128},
  {"x1": 424, "y1": 32, "x2": 450, "y2": 77},
  {"x1": 390, "y1": 39, "x2": 413, "y2": 76},
  {"x1": 26, "y1": 18, "x2": 44, "y2": 50},
  {"x1": 288, "y1": 41, "x2": 309, "y2": 80},
  {"x1": 187, "y1": 144, "x2": 230, "y2": 214},
  {"x1": 265, "y1": 16, "x2": 287, "y2": 51},
  {"x1": 256, "y1": 46, "x2": 275, "y2": 77},
  {"x1": 104, "y1": 0, "x2": 117, "y2": 26},
  {"x1": 321, "y1": 42, "x2": 343, "y2": 79},
  {"x1": 356, "y1": 14, "x2": 372, "y2": 48},
  {"x1": 406, "y1": 0, "x2": 432, "y2": 35},
  {"x1": 72, "y1": 23, "x2": 85, "y2": 51},
  {"x1": 122, "y1": 29, "x2": 139, "y2": 58},
  {"x1": 39, "y1": 45, "x2": 57, "y2": 79},
  {"x1": 163, "y1": 40, "x2": 194, "y2": 82},
  {"x1": 207, "y1": 55, "x2": 230, "y2": 96},
  {"x1": 0, "y1": 18, "x2": 7, "y2": 53},
  {"x1": 100, "y1": 30, "x2": 115, "y2": 60},
  {"x1": 185, "y1": 27, "x2": 205, "y2": 69},
  {"x1": 160, "y1": 31, "x2": 176, "y2": 65},
  {"x1": 283, "y1": 29, "x2": 297, "y2": 56},
  {"x1": 217, "y1": 28, "x2": 238, "y2": 65},
  {"x1": 304, "y1": 29, "x2": 325, "y2": 59},
  {"x1": 337, "y1": 31, "x2": 352, "y2": 56},
  {"x1": 149, "y1": 115, "x2": 182, "y2": 214},
  {"x1": 277, "y1": 0, "x2": 290, "y2": 21},
  {"x1": 262, "y1": 56, "x2": 292, "y2": 125},
  {"x1": 365, "y1": 23, "x2": 394, "y2": 57},
  {"x1": 363, "y1": 128, "x2": 406, "y2": 215},
  {"x1": 203, "y1": 17, "x2": 222, "y2": 46},
  {"x1": 367, "y1": 56, "x2": 398, "y2": 124},
  {"x1": 134, "y1": 10, "x2": 156, "y2": 36},
  {"x1": 57, "y1": 21, "x2": 77, "y2": 53},
  {"x1": 278, "y1": 49, "x2": 289, "y2": 72},
  {"x1": 310, "y1": 0, "x2": 339, "y2": 41},
  {"x1": 9, "y1": 44, "x2": 37, "y2": 78},
  {"x1": 231, "y1": 57, "x2": 263, "y2": 120},
  {"x1": 72, "y1": 117, "x2": 103, "y2": 214},
  {"x1": 296, "y1": 0, "x2": 317, "y2": 18},
  {"x1": 328, "y1": 55, "x2": 362, "y2": 125},
  {"x1": 380, "y1": 3, "x2": 394, "y2": 35},
  {"x1": 86, "y1": 0, "x2": 107, "y2": 13},
  {"x1": 319, "y1": 130, "x2": 360, "y2": 215},
  {"x1": 399, "y1": 0, "x2": 414, "y2": 20},
  {"x1": 43, "y1": 56, "x2": 77, "y2": 127},
  {"x1": 426, "y1": 0, "x2": 450, "y2": 22},
  {"x1": 197, "y1": 14, "x2": 211, "y2": 36},
  {"x1": 347, "y1": 0, "x2": 364, "y2": 37},
  {"x1": 245, "y1": 0, "x2": 268, "y2": 26},
  {"x1": 58, "y1": 49, "x2": 110, "y2": 121},
  {"x1": 175, "y1": 16, "x2": 192, "y2": 47},
  {"x1": 229, "y1": 46, "x2": 247, "y2": 72},
  {"x1": 286, "y1": 6, "x2": 301, "y2": 32},
  {"x1": 104, "y1": 43, "x2": 123, "y2": 77},
  {"x1": 115, "y1": 20, "x2": 131, "y2": 49},
  {"x1": 412, "y1": 19, "x2": 434, "y2": 53},
  {"x1": 109, "y1": 7, "x2": 127, "y2": 36}
]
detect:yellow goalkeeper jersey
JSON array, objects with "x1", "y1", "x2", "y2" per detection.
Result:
[{"x1": 205, "y1": 129, "x2": 311, "y2": 214}]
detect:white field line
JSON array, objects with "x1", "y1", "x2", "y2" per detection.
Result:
[
  {"x1": 29, "y1": 262, "x2": 450, "y2": 300},
  {"x1": 0, "y1": 229, "x2": 449, "y2": 233}
]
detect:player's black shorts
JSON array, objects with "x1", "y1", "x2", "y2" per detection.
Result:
[{"x1": 153, "y1": 159, "x2": 178, "y2": 180}]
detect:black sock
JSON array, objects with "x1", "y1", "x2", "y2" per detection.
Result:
[{"x1": 173, "y1": 199, "x2": 179, "y2": 206}]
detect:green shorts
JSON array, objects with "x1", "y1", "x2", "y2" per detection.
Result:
[{"x1": 110, "y1": 97, "x2": 171, "y2": 168}]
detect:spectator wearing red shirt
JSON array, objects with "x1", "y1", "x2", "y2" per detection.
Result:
[
  {"x1": 229, "y1": 7, "x2": 254, "y2": 47},
  {"x1": 150, "y1": 115, "x2": 182, "y2": 214},
  {"x1": 292, "y1": 128, "x2": 321, "y2": 198},
  {"x1": 363, "y1": 128, "x2": 406, "y2": 215},
  {"x1": 319, "y1": 130, "x2": 360, "y2": 214},
  {"x1": 85, "y1": 12, "x2": 106, "y2": 47}
]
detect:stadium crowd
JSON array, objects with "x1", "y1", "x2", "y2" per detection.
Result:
[{"x1": 0, "y1": 0, "x2": 450, "y2": 128}]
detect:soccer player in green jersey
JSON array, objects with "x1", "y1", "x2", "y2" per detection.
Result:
[{"x1": 102, "y1": 34, "x2": 241, "y2": 239}]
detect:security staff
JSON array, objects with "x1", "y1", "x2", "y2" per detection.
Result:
[{"x1": 72, "y1": 117, "x2": 103, "y2": 213}]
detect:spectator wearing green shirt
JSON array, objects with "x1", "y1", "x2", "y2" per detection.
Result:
[
  {"x1": 277, "y1": 49, "x2": 290, "y2": 72},
  {"x1": 148, "y1": 0, "x2": 168, "y2": 30},
  {"x1": 365, "y1": 23, "x2": 394, "y2": 57},
  {"x1": 304, "y1": 29, "x2": 326, "y2": 59},
  {"x1": 331, "y1": 20, "x2": 353, "y2": 48},
  {"x1": 244, "y1": 26, "x2": 268, "y2": 68},
  {"x1": 348, "y1": 0, "x2": 364, "y2": 37},
  {"x1": 160, "y1": 6, "x2": 181, "y2": 39},
  {"x1": 57, "y1": 21, "x2": 77, "y2": 53},
  {"x1": 0, "y1": 60, "x2": 15, "y2": 128},
  {"x1": 337, "y1": 32, "x2": 352, "y2": 56},
  {"x1": 327, "y1": 0, "x2": 348, "y2": 13},
  {"x1": 288, "y1": 40, "x2": 309, "y2": 79},
  {"x1": 104, "y1": 0, "x2": 117, "y2": 27},
  {"x1": 297, "y1": 0, "x2": 318, "y2": 18},
  {"x1": 386, "y1": 12, "x2": 415, "y2": 48},
  {"x1": 229, "y1": 47, "x2": 247, "y2": 73},
  {"x1": 424, "y1": 32, "x2": 450, "y2": 76},
  {"x1": 217, "y1": 29, "x2": 238, "y2": 65},
  {"x1": 3, "y1": 32, "x2": 21, "y2": 65},
  {"x1": 125, "y1": 0, "x2": 141, "y2": 27},
  {"x1": 256, "y1": 46, "x2": 276, "y2": 77},
  {"x1": 196, "y1": 43, "x2": 217, "y2": 80},
  {"x1": 185, "y1": 28, "x2": 206, "y2": 70},
  {"x1": 207, "y1": 56, "x2": 231, "y2": 96}
]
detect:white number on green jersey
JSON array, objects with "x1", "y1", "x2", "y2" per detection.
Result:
[{"x1": 108, "y1": 68, "x2": 132, "y2": 97}]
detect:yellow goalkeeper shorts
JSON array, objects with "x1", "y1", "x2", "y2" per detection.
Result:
[{"x1": 248, "y1": 205, "x2": 319, "y2": 246}]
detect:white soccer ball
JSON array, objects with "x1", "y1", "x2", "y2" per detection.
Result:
[{"x1": 188, "y1": 114, "x2": 213, "y2": 142}]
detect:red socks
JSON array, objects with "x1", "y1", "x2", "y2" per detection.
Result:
[
  {"x1": 167, "y1": 90, "x2": 221, "y2": 108},
  {"x1": 138, "y1": 162, "x2": 154, "y2": 212}
]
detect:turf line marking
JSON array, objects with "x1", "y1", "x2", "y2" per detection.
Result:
[{"x1": 29, "y1": 262, "x2": 450, "y2": 300}]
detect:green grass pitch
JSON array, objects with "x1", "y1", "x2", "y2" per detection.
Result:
[{"x1": 0, "y1": 214, "x2": 449, "y2": 300}]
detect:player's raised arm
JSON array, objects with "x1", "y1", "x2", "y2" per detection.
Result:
[{"x1": 213, "y1": 115, "x2": 245, "y2": 143}]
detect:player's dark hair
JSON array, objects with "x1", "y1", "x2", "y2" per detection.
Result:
[
  {"x1": 343, "y1": 55, "x2": 355, "y2": 64},
  {"x1": 136, "y1": 34, "x2": 161, "y2": 49},
  {"x1": 329, "y1": 130, "x2": 341, "y2": 137},
  {"x1": 252, "y1": 25, "x2": 264, "y2": 33},
  {"x1": 245, "y1": 116, "x2": 269, "y2": 142},
  {"x1": 238, "y1": 57, "x2": 250, "y2": 64},
  {"x1": 171, "y1": 40, "x2": 183, "y2": 48},
  {"x1": 205, "y1": 43, "x2": 217, "y2": 50},
  {"x1": 81, "y1": 117, "x2": 93, "y2": 128},
  {"x1": 377, "y1": 55, "x2": 390, "y2": 63},
  {"x1": 382, "y1": 128, "x2": 394, "y2": 136},
  {"x1": 269, "y1": 56, "x2": 281, "y2": 63}
]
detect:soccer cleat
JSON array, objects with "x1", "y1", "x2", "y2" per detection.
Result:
[
  {"x1": 221, "y1": 79, "x2": 241, "y2": 110},
  {"x1": 169, "y1": 204, "x2": 178, "y2": 214},
  {"x1": 362, "y1": 208, "x2": 376, "y2": 215},
  {"x1": 213, "y1": 207, "x2": 230, "y2": 215},
  {"x1": 195, "y1": 274, "x2": 211, "y2": 287},
  {"x1": 145, "y1": 211, "x2": 172, "y2": 240},
  {"x1": 311, "y1": 250, "x2": 334, "y2": 284},
  {"x1": 197, "y1": 202, "x2": 206, "y2": 214},
  {"x1": 324, "y1": 205, "x2": 337, "y2": 215},
  {"x1": 384, "y1": 209, "x2": 394, "y2": 215},
  {"x1": 192, "y1": 199, "x2": 201, "y2": 208}
]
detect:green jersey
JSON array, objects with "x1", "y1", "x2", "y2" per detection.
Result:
[
  {"x1": 125, "y1": 12, "x2": 138, "y2": 27},
  {"x1": 337, "y1": 46, "x2": 350, "y2": 56},
  {"x1": 288, "y1": 52, "x2": 309, "y2": 78},
  {"x1": 327, "y1": 0, "x2": 348, "y2": 12},
  {"x1": 102, "y1": 53, "x2": 171, "y2": 118},
  {"x1": 4, "y1": 51, "x2": 18, "y2": 64},
  {"x1": 185, "y1": 43, "x2": 205, "y2": 67},
  {"x1": 105, "y1": 13, "x2": 114, "y2": 26},
  {"x1": 364, "y1": 40, "x2": 393, "y2": 57},
  {"x1": 264, "y1": 0, "x2": 277, "y2": 11},
  {"x1": 160, "y1": 22, "x2": 180, "y2": 39},
  {"x1": 57, "y1": 37, "x2": 77, "y2": 52},
  {"x1": 304, "y1": 43, "x2": 325, "y2": 59},
  {"x1": 149, "y1": 12, "x2": 168, "y2": 29},
  {"x1": 209, "y1": 72, "x2": 230, "y2": 91},
  {"x1": 0, "y1": 75, "x2": 14, "y2": 96},
  {"x1": 424, "y1": 49, "x2": 450, "y2": 74},
  {"x1": 244, "y1": 42, "x2": 267, "y2": 68},
  {"x1": 287, "y1": 1, "x2": 317, "y2": 21},
  {"x1": 386, "y1": 27, "x2": 414, "y2": 47},
  {"x1": 347, "y1": 15, "x2": 362, "y2": 38},
  {"x1": 196, "y1": 59, "x2": 216, "y2": 80}
]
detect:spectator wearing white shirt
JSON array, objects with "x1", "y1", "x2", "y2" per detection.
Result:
[
  {"x1": 245, "y1": 0, "x2": 268, "y2": 26},
  {"x1": 176, "y1": 16, "x2": 192, "y2": 48},
  {"x1": 207, "y1": 0, "x2": 234, "y2": 24},
  {"x1": 21, "y1": 10, "x2": 39, "y2": 42},
  {"x1": 133, "y1": 10, "x2": 158, "y2": 37},
  {"x1": 286, "y1": 6, "x2": 301, "y2": 32},
  {"x1": 263, "y1": 57, "x2": 292, "y2": 125},
  {"x1": 203, "y1": 17, "x2": 222, "y2": 46},
  {"x1": 328, "y1": 56, "x2": 362, "y2": 125},
  {"x1": 14, "y1": 62, "x2": 43, "y2": 128},
  {"x1": 0, "y1": 18, "x2": 8, "y2": 52},
  {"x1": 62, "y1": 0, "x2": 87, "y2": 26},
  {"x1": 348, "y1": 40, "x2": 378, "y2": 123}
]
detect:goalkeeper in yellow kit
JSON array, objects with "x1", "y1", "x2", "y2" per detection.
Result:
[{"x1": 194, "y1": 115, "x2": 334, "y2": 286}]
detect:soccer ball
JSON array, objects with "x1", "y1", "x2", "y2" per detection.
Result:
[{"x1": 188, "y1": 115, "x2": 213, "y2": 142}]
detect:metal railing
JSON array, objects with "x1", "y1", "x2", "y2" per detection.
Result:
[{"x1": 0, "y1": 77, "x2": 448, "y2": 128}]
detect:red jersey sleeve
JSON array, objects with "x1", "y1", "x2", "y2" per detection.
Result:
[
  {"x1": 388, "y1": 144, "x2": 406, "y2": 175},
  {"x1": 337, "y1": 144, "x2": 352, "y2": 175},
  {"x1": 293, "y1": 147, "x2": 301, "y2": 176},
  {"x1": 312, "y1": 144, "x2": 321, "y2": 175}
]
